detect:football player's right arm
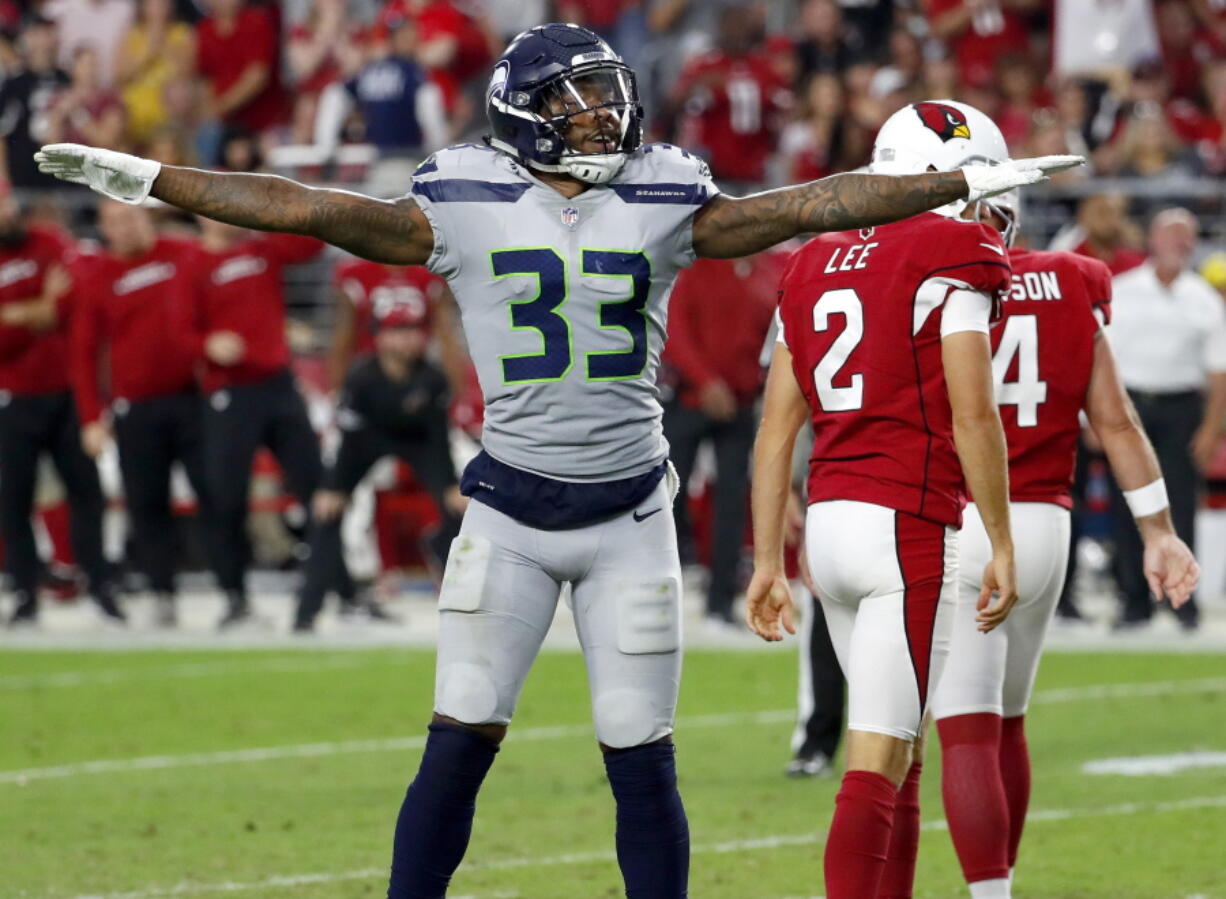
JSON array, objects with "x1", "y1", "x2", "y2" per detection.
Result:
[
  {"x1": 151, "y1": 167, "x2": 435, "y2": 265},
  {"x1": 35, "y1": 144, "x2": 435, "y2": 265},
  {"x1": 1085, "y1": 334, "x2": 1200, "y2": 607},
  {"x1": 943, "y1": 329, "x2": 1018, "y2": 631},
  {"x1": 746, "y1": 343, "x2": 809, "y2": 642}
]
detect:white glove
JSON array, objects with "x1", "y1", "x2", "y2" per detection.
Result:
[
  {"x1": 961, "y1": 155, "x2": 1084, "y2": 203},
  {"x1": 34, "y1": 143, "x2": 162, "y2": 205}
]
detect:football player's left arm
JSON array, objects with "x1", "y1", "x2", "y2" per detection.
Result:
[
  {"x1": 745, "y1": 342, "x2": 809, "y2": 642},
  {"x1": 690, "y1": 154, "x2": 1083, "y2": 259},
  {"x1": 1085, "y1": 334, "x2": 1200, "y2": 607},
  {"x1": 943, "y1": 327, "x2": 1017, "y2": 632}
]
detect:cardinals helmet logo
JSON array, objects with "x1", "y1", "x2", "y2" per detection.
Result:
[{"x1": 914, "y1": 102, "x2": 971, "y2": 142}]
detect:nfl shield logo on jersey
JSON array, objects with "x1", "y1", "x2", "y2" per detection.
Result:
[{"x1": 561, "y1": 207, "x2": 580, "y2": 229}]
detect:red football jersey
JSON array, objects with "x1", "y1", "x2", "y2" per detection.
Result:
[
  {"x1": 778, "y1": 213, "x2": 1011, "y2": 528},
  {"x1": 332, "y1": 258, "x2": 445, "y2": 356},
  {"x1": 673, "y1": 51, "x2": 791, "y2": 183},
  {"x1": 995, "y1": 248, "x2": 1111, "y2": 508},
  {"x1": 0, "y1": 225, "x2": 74, "y2": 396},
  {"x1": 70, "y1": 237, "x2": 200, "y2": 424}
]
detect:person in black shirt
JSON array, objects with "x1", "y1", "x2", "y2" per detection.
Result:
[
  {"x1": 0, "y1": 18, "x2": 69, "y2": 189},
  {"x1": 293, "y1": 294, "x2": 466, "y2": 631}
]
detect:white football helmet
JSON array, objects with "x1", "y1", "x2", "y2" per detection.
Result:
[{"x1": 870, "y1": 99, "x2": 1009, "y2": 218}]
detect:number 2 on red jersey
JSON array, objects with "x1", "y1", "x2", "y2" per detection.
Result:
[{"x1": 810, "y1": 288, "x2": 865, "y2": 411}]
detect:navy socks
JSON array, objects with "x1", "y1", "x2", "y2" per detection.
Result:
[
  {"x1": 386, "y1": 722, "x2": 499, "y2": 899},
  {"x1": 604, "y1": 741, "x2": 690, "y2": 898}
]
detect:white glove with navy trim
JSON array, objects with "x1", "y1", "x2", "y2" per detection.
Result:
[
  {"x1": 961, "y1": 155, "x2": 1084, "y2": 203},
  {"x1": 34, "y1": 143, "x2": 162, "y2": 205}
]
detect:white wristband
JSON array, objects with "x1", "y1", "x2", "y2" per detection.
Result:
[{"x1": 1124, "y1": 478, "x2": 1169, "y2": 519}]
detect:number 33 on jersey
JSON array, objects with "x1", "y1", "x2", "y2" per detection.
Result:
[{"x1": 410, "y1": 142, "x2": 718, "y2": 482}]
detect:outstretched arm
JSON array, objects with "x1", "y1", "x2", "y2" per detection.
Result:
[
  {"x1": 151, "y1": 168, "x2": 434, "y2": 266},
  {"x1": 35, "y1": 144, "x2": 435, "y2": 266},
  {"x1": 694, "y1": 171, "x2": 968, "y2": 259},
  {"x1": 691, "y1": 155, "x2": 1083, "y2": 259}
]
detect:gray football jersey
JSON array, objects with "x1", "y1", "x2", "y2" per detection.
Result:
[{"x1": 411, "y1": 142, "x2": 719, "y2": 481}]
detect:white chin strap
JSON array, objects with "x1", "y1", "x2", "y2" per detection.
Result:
[{"x1": 530, "y1": 152, "x2": 627, "y2": 185}]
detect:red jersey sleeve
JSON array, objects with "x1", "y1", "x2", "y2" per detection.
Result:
[
  {"x1": 1072, "y1": 254, "x2": 1113, "y2": 329},
  {"x1": 937, "y1": 221, "x2": 1012, "y2": 319}
]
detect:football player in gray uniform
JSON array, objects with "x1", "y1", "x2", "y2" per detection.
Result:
[{"x1": 36, "y1": 22, "x2": 1081, "y2": 899}]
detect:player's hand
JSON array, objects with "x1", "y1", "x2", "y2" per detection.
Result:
[
  {"x1": 698, "y1": 380, "x2": 737, "y2": 421},
  {"x1": 204, "y1": 331, "x2": 246, "y2": 366},
  {"x1": 80, "y1": 420, "x2": 111, "y2": 459},
  {"x1": 312, "y1": 489, "x2": 348, "y2": 522},
  {"x1": 34, "y1": 143, "x2": 162, "y2": 205},
  {"x1": 745, "y1": 568, "x2": 796, "y2": 642},
  {"x1": 976, "y1": 551, "x2": 1018, "y2": 632},
  {"x1": 962, "y1": 155, "x2": 1085, "y2": 202},
  {"x1": 1143, "y1": 532, "x2": 1200, "y2": 609},
  {"x1": 1190, "y1": 423, "x2": 1221, "y2": 473},
  {"x1": 443, "y1": 485, "x2": 469, "y2": 517}
]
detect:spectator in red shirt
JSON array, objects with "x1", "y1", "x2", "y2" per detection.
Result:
[
  {"x1": 670, "y1": 5, "x2": 792, "y2": 188},
  {"x1": 44, "y1": 46, "x2": 127, "y2": 151},
  {"x1": 196, "y1": 0, "x2": 286, "y2": 135},
  {"x1": 0, "y1": 181, "x2": 117, "y2": 625},
  {"x1": 925, "y1": 0, "x2": 1040, "y2": 90},
  {"x1": 1070, "y1": 193, "x2": 1148, "y2": 275},
  {"x1": 185, "y1": 217, "x2": 349, "y2": 627},
  {"x1": 71, "y1": 200, "x2": 219, "y2": 626},
  {"x1": 662, "y1": 250, "x2": 786, "y2": 627}
]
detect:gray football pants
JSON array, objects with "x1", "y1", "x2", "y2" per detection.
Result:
[{"x1": 433, "y1": 476, "x2": 684, "y2": 749}]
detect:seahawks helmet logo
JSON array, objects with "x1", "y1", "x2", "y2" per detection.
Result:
[{"x1": 914, "y1": 102, "x2": 971, "y2": 143}]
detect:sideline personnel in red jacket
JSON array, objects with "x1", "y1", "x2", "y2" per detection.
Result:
[
  {"x1": 0, "y1": 179, "x2": 118, "y2": 625},
  {"x1": 71, "y1": 200, "x2": 222, "y2": 626},
  {"x1": 662, "y1": 250, "x2": 786, "y2": 626},
  {"x1": 186, "y1": 217, "x2": 352, "y2": 627}
]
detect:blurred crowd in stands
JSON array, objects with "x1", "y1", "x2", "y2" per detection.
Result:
[{"x1": 0, "y1": 0, "x2": 1224, "y2": 631}]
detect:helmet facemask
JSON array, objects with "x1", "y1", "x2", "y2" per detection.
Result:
[
  {"x1": 535, "y1": 63, "x2": 641, "y2": 183},
  {"x1": 490, "y1": 61, "x2": 642, "y2": 185}
]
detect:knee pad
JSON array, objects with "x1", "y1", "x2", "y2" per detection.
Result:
[
  {"x1": 435, "y1": 662, "x2": 501, "y2": 725},
  {"x1": 594, "y1": 689, "x2": 661, "y2": 749}
]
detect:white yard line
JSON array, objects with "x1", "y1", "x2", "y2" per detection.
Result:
[
  {"x1": 0, "y1": 655, "x2": 386, "y2": 691},
  {"x1": 60, "y1": 794, "x2": 1226, "y2": 899},
  {"x1": 0, "y1": 710, "x2": 794, "y2": 785},
  {"x1": 6, "y1": 677, "x2": 1226, "y2": 785},
  {"x1": 1083, "y1": 751, "x2": 1226, "y2": 776}
]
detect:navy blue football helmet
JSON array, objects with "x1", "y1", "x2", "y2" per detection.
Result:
[{"x1": 486, "y1": 23, "x2": 643, "y2": 184}]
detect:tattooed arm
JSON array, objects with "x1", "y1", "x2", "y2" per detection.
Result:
[
  {"x1": 149, "y1": 168, "x2": 435, "y2": 266},
  {"x1": 692, "y1": 171, "x2": 968, "y2": 259}
]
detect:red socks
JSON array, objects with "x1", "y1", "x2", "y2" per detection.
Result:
[
  {"x1": 937, "y1": 713, "x2": 1011, "y2": 884},
  {"x1": 824, "y1": 770, "x2": 897, "y2": 899},
  {"x1": 879, "y1": 761, "x2": 923, "y2": 897},
  {"x1": 1000, "y1": 715, "x2": 1030, "y2": 868}
]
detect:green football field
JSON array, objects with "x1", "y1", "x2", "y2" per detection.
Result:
[{"x1": 3, "y1": 645, "x2": 1224, "y2": 899}]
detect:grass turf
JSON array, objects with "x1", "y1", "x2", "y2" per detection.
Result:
[{"x1": 2, "y1": 646, "x2": 1224, "y2": 898}]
